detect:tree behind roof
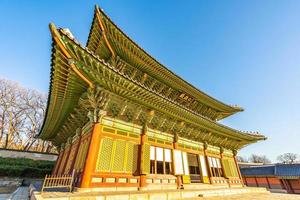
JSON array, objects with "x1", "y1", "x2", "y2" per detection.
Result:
[
  {"x1": 248, "y1": 154, "x2": 271, "y2": 164},
  {"x1": 277, "y1": 153, "x2": 299, "y2": 164}
]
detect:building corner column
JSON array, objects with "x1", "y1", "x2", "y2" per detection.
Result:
[
  {"x1": 52, "y1": 145, "x2": 64, "y2": 175},
  {"x1": 220, "y1": 147, "x2": 230, "y2": 187},
  {"x1": 61, "y1": 138, "x2": 73, "y2": 174},
  {"x1": 69, "y1": 129, "x2": 82, "y2": 174},
  {"x1": 80, "y1": 112, "x2": 105, "y2": 188},
  {"x1": 233, "y1": 150, "x2": 244, "y2": 187}
]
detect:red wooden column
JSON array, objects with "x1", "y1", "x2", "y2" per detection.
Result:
[
  {"x1": 52, "y1": 145, "x2": 64, "y2": 175},
  {"x1": 61, "y1": 138, "x2": 73, "y2": 174},
  {"x1": 69, "y1": 129, "x2": 82, "y2": 174},
  {"x1": 139, "y1": 126, "x2": 148, "y2": 188},
  {"x1": 203, "y1": 143, "x2": 213, "y2": 184},
  {"x1": 219, "y1": 148, "x2": 226, "y2": 177},
  {"x1": 80, "y1": 122, "x2": 102, "y2": 188},
  {"x1": 233, "y1": 150, "x2": 244, "y2": 186},
  {"x1": 57, "y1": 144, "x2": 68, "y2": 175}
]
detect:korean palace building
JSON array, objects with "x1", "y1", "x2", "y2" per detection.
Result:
[{"x1": 39, "y1": 6, "x2": 266, "y2": 191}]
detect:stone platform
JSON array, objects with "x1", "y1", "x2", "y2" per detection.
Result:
[
  {"x1": 199, "y1": 193, "x2": 300, "y2": 200},
  {"x1": 31, "y1": 186, "x2": 269, "y2": 200}
]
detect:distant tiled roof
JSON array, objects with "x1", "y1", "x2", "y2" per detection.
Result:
[
  {"x1": 240, "y1": 164, "x2": 300, "y2": 178},
  {"x1": 240, "y1": 165, "x2": 275, "y2": 177},
  {"x1": 275, "y1": 164, "x2": 300, "y2": 178}
]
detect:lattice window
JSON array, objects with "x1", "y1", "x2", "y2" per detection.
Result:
[
  {"x1": 125, "y1": 142, "x2": 138, "y2": 173},
  {"x1": 142, "y1": 143, "x2": 150, "y2": 174},
  {"x1": 112, "y1": 140, "x2": 126, "y2": 172},
  {"x1": 96, "y1": 137, "x2": 114, "y2": 172},
  {"x1": 222, "y1": 158, "x2": 239, "y2": 178},
  {"x1": 96, "y1": 137, "x2": 139, "y2": 174}
]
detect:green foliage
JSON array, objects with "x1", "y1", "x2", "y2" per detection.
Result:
[{"x1": 0, "y1": 157, "x2": 54, "y2": 178}]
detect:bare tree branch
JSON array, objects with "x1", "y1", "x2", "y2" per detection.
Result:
[{"x1": 0, "y1": 78, "x2": 56, "y2": 153}]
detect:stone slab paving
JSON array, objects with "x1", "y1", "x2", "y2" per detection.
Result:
[
  {"x1": 196, "y1": 193, "x2": 300, "y2": 200},
  {"x1": 10, "y1": 186, "x2": 29, "y2": 200},
  {"x1": 32, "y1": 188, "x2": 300, "y2": 200},
  {"x1": 0, "y1": 194, "x2": 11, "y2": 200}
]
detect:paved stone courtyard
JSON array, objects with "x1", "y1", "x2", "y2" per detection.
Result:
[
  {"x1": 31, "y1": 192, "x2": 300, "y2": 200},
  {"x1": 0, "y1": 187, "x2": 29, "y2": 200},
  {"x1": 198, "y1": 193, "x2": 300, "y2": 200}
]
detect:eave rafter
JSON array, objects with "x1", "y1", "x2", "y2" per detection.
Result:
[
  {"x1": 86, "y1": 6, "x2": 244, "y2": 120},
  {"x1": 59, "y1": 31, "x2": 265, "y2": 147},
  {"x1": 39, "y1": 24, "x2": 94, "y2": 141},
  {"x1": 40, "y1": 16, "x2": 266, "y2": 149}
]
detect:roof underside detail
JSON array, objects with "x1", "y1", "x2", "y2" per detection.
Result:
[
  {"x1": 39, "y1": 22, "x2": 266, "y2": 148},
  {"x1": 86, "y1": 6, "x2": 243, "y2": 120}
]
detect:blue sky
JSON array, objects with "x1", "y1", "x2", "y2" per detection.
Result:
[{"x1": 1, "y1": 0, "x2": 300, "y2": 162}]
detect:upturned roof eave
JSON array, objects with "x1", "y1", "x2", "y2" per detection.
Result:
[
  {"x1": 86, "y1": 5, "x2": 243, "y2": 118},
  {"x1": 64, "y1": 27, "x2": 265, "y2": 143},
  {"x1": 38, "y1": 23, "x2": 91, "y2": 141},
  {"x1": 40, "y1": 22, "x2": 266, "y2": 146}
]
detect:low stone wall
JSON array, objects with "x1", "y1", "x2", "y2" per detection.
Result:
[{"x1": 0, "y1": 148, "x2": 58, "y2": 161}]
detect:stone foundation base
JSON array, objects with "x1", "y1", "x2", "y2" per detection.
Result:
[{"x1": 32, "y1": 186, "x2": 269, "y2": 200}]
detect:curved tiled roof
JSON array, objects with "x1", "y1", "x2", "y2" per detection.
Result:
[
  {"x1": 39, "y1": 6, "x2": 266, "y2": 147},
  {"x1": 240, "y1": 164, "x2": 300, "y2": 178},
  {"x1": 86, "y1": 5, "x2": 244, "y2": 120}
]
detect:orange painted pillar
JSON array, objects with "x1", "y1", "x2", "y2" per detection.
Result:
[
  {"x1": 54, "y1": 144, "x2": 66, "y2": 175},
  {"x1": 69, "y1": 133, "x2": 82, "y2": 174},
  {"x1": 204, "y1": 144, "x2": 212, "y2": 184},
  {"x1": 61, "y1": 140, "x2": 73, "y2": 175},
  {"x1": 52, "y1": 148, "x2": 64, "y2": 175},
  {"x1": 233, "y1": 152, "x2": 244, "y2": 187},
  {"x1": 80, "y1": 123, "x2": 102, "y2": 188},
  {"x1": 139, "y1": 131, "x2": 147, "y2": 188},
  {"x1": 219, "y1": 150, "x2": 226, "y2": 178}
]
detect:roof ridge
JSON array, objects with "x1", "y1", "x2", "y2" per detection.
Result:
[
  {"x1": 60, "y1": 27, "x2": 266, "y2": 141},
  {"x1": 90, "y1": 5, "x2": 244, "y2": 116}
]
